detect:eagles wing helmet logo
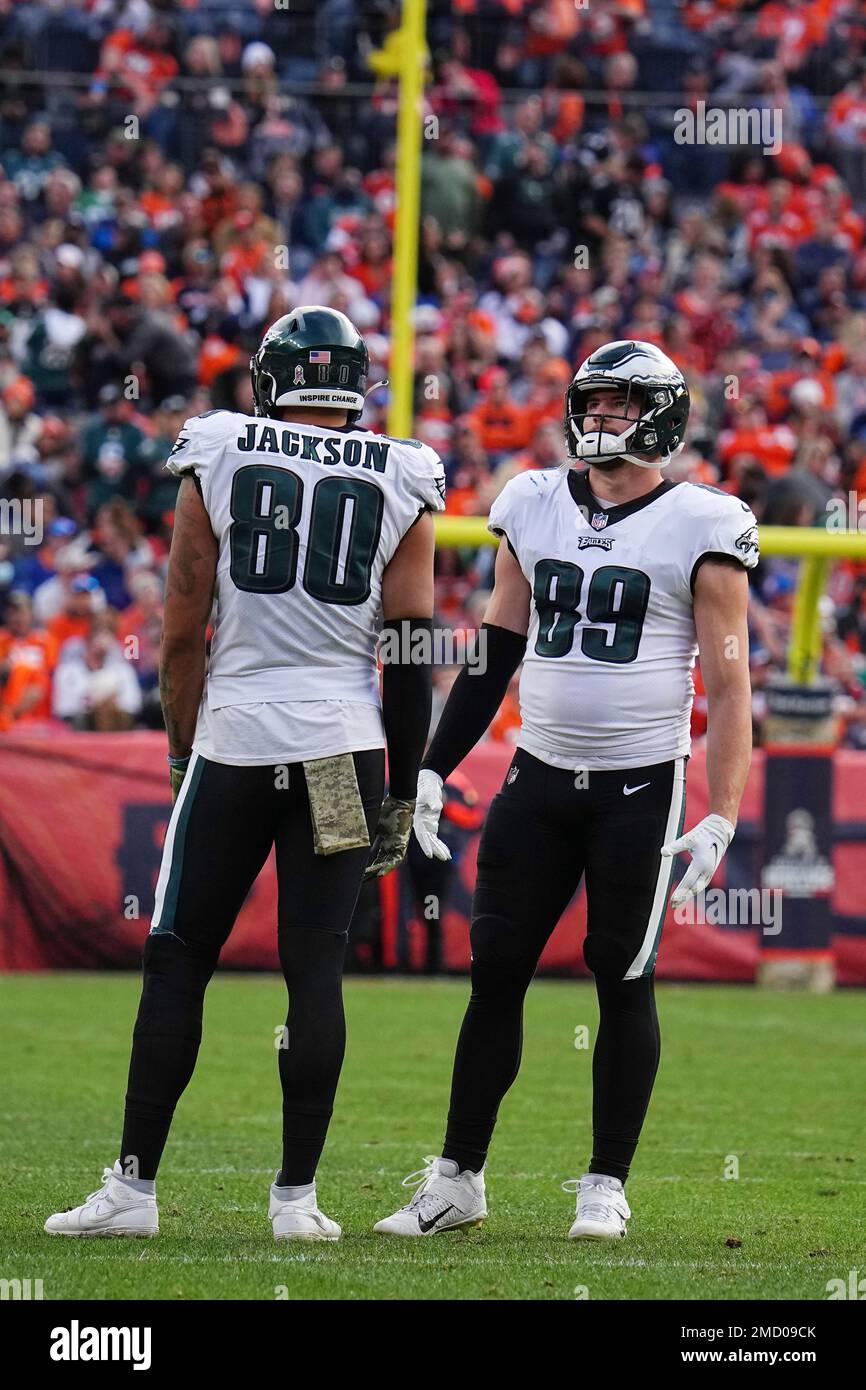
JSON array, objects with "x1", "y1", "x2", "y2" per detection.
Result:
[{"x1": 587, "y1": 342, "x2": 639, "y2": 369}]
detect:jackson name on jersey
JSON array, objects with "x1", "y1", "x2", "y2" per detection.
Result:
[
  {"x1": 166, "y1": 408, "x2": 445, "y2": 765},
  {"x1": 488, "y1": 466, "x2": 759, "y2": 772}
]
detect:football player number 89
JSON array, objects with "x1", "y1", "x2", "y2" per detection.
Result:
[
  {"x1": 228, "y1": 464, "x2": 385, "y2": 605},
  {"x1": 533, "y1": 558, "x2": 651, "y2": 663}
]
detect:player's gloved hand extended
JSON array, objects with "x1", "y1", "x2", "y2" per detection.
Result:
[
  {"x1": 168, "y1": 754, "x2": 190, "y2": 803},
  {"x1": 364, "y1": 796, "x2": 416, "y2": 879},
  {"x1": 661, "y1": 813, "x2": 735, "y2": 907},
  {"x1": 412, "y1": 769, "x2": 452, "y2": 862}
]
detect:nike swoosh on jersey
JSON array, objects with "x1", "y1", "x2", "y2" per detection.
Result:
[
  {"x1": 623, "y1": 782, "x2": 651, "y2": 796},
  {"x1": 419, "y1": 1204, "x2": 455, "y2": 1233}
]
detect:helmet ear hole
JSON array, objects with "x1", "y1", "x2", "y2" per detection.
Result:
[{"x1": 259, "y1": 371, "x2": 276, "y2": 404}]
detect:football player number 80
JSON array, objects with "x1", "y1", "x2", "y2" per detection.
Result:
[
  {"x1": 228, "y1": 465, "x2": 385, "y2": 605},
  {"x1": 533, "y1": 558, "x2": 651, "y2": 663}
]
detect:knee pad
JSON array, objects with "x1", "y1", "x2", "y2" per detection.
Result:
[
  {"x1": 136, "y1": 933, "x2": 217, "y2": 1034},
  {"x1": 468, "y1": 913, "x2": 539, "y2": 1004},
  {"x1": 143, "y1": 931, "x2": 217, "y2": 981},
  {"x1": 582, "y1": 932, "x2": 634, "y2": 982},
  {"x1": 470, "y1": 913, "x2": 536, "y2": 969}
]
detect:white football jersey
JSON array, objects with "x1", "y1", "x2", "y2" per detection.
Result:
[
  {"x1": 166, "y1": 410, "x2": 445, "y2": 764},
  {"x1": 488, "y1": 466, "x2": 759, "y2": 771}
]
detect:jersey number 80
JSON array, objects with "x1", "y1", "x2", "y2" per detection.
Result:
[{"x1": 228, "y1": 465, "x2": 385, "y2": 605}]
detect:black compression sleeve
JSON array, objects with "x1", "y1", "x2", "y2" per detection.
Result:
[
  {"x1": 422, "y1": 623, "x2": 527, "y2": 781},
  {"x1": 380, "y1": 618, "x2": 434, "y2": 800}
]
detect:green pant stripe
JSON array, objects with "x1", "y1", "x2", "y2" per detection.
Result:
[{"x1": 151, "y1": 754, "x2": 204, "y2": 936}]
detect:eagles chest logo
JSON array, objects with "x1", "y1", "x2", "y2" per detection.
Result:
[{"x1": 591, "y1": 511, "x2": 608, "y2": 531}]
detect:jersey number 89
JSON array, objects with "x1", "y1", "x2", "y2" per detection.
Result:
[{"x1": 533, "y1": 559, "x2": 650, "y2": 663}]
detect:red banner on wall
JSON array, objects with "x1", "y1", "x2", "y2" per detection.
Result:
[{"x1": 1, "y1": 730, "x2": 865, "y2": 981}]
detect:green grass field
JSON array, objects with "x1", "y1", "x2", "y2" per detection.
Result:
[{"x1": 1, "y1": 973, "x2": 863, "y2": 1301}]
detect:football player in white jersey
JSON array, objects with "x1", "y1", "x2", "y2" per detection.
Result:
[
  {"x1": 44, "y1": 307, "x2": 445, "y2": 1243},
  {"x1": 375, "y1": 340, "x2": 759, "y2": 1241}
]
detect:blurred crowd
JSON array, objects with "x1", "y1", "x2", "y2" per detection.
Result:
[{"x1": 3, "y1": 0, "x2": 866, "y2": 744}]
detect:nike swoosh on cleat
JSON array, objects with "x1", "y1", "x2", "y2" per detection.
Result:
[
  {"x1": 418, "y1": 1204, "x2": 455, "y2": 1233},
  {"x1": 623, "y1": 782, "x2": 651, "y2": 796}
]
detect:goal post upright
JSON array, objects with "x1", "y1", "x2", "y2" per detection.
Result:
[{"x1": 386, "y1": 0, "x2": 428, "y2": 440}]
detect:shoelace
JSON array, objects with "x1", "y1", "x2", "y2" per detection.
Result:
[
  {"x1": 561, "y1": 1178, "x2": 624, "y2": 1222},
  {"x1": 84, "y1": 1168, "x2": 117, "y2": 1205},
  {"x1": 401, "y1": 1155, "x2": 439, "y2": 1190},
  {"x1": 399, "y1": 1156, "x2": 452, "y2": 1213}
]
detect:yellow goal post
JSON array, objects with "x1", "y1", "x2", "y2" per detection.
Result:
[{"x1": 433, "y1": 517, "x2": 866, "y2": 686}]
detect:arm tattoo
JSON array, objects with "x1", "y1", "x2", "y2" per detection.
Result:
[
  {"x1": 159, "y1": 477, "x2": 216, "y2": 755},
  {"x1": 166, "y1": 538, "x2": 207, "y2": 604}
]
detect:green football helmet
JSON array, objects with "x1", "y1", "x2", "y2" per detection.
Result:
[{"x1": 250, "y1": 306, "x2": 370, "y2": 423}]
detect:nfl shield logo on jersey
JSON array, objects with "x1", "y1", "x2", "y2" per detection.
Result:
[
  {"x1": 506, "y1": 764, "x2": 519, "y2": 785},
  {"x1": 591, "y1": 511, "x2": 608, "y2": 530}
]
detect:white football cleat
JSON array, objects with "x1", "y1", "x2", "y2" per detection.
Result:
[
  {"x1": 269, "y1": 1182, "x2": 341, "y2": 1241},
  {"x1": 44, "y1": 1163, "x2": 158, "y2": 1237},
  {"x1": 373, "y1": 1156, "x2": 487, "y2": 1236},
  {"x1": 564, "y1": 1174, "x2": 631, "y2": 1241}
]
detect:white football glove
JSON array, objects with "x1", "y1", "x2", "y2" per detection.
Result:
[
  {"x1": 413, "y1": 769, "x2": 452, "y2": 862},
  {"x1": 661, "y1": 813, "x2": 735, "y2": 908}
]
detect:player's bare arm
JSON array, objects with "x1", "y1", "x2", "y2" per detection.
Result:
[
  {"x1": 661, "y1": 558, "x2": 752, "y2": 908},
  {"x1": 159, "y1": 475, "x2": 218, "y2": 775},
  {"x1": 693, "y1": 559, "x2": 752, "y2": 827},
  {"x1": 381, "y1": 509, "x2": 435, "y2": 621},
  {"x1": 482, "y1": 537, "x2": 531, "y2": 637}
]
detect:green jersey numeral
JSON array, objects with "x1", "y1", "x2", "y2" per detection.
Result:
[
  {"x1": 533, "y1": 559, "x2": 651, "y2": 664},
  {"x1": 229, "y1": 466, "x2": 384, "y2": 605}
]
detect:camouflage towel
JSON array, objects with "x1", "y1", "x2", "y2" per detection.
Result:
[{"x1": 304, "y1": 753, "x2": 371, "y2": 856}]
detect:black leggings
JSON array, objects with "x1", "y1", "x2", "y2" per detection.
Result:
[
  {"x1": 444, "y1": 968, "x2": 660, "y2": 1183},
  {"x1": 442, "y1": 748, "x2": 681, "y2": 1182},
  {"x1": 120, "y1": 749, "x2": 384, "y2": 1183}
]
